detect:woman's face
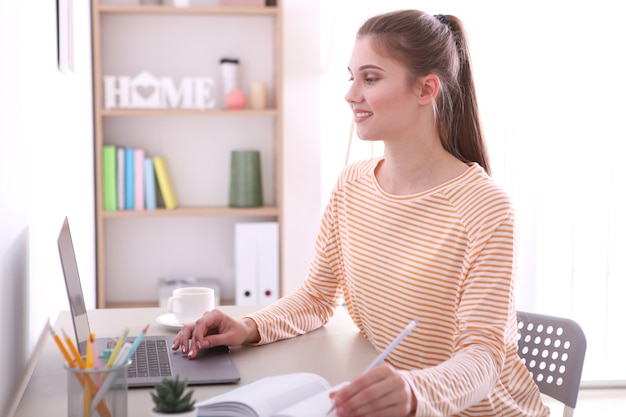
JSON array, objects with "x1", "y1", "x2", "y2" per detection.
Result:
[{"x1": 345, "y1": 37, "x2": 423, "y2": 142}]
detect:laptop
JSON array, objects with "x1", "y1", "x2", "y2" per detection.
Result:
[{"x1": 57, "y1": 217, "x2": 241, "y2": 387}]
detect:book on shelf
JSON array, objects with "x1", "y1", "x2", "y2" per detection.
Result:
[
  {"x1": 153, "y1": 156, "x2": 178, "y2": 210},
  {"x1": 196, "y1": 372, "x2": 345, "y2": 417},
  {"x1": 134, "y1": 148, "x2": 145, "y2": 211},
  {"x1": 102, "y1": 145, "x2": 117, "y2": 211},
  {"x1": 124, "y1": 147, "x2": 135, "y2": 210},
  {"x1": 155, "y1": 170, "x2": 166, "y2": 208},
  {"x1": 116, "y1": 146, "x2": 125, "y2": 210},
  {"x1": 144, "y1": 157, "x2": 157, "y2": 210}
]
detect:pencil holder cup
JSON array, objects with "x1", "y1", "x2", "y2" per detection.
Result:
[
  {"x1": 229, "y1": 150, "x2": 263, "y2": 208},
  {"x1": 65, "y1": 360, "x2": 131, "y2": 417}
]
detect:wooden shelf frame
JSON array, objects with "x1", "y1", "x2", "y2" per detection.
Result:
[
  {"x1": 101, "y1": 108, "x2": 279, "y2": 117},
  {"x1": 97, "y1": 5, "x2": 279, "y2": 16},
  {"x1": 101, "y1": 206, "x2": 279, "y2": 218}
]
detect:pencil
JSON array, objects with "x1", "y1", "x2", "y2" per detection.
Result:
[
  {"x1": 363, "y1": 318, "x2": 419, "y2": 372},
  {"x1": 62, "y1": 329, "x2": 86, "y2": 369},
  {"x1": 86, "y1": 333, "x2": 94, "y2": 369},
  {"x1": 89, "y1": 332, "x2": 103, "y2": 386},
  {"x1": 105, "y1": 327, "x2": 129, "y2": 368},
  {"x1": 83, "y1": 377, "x2": 91, "y2": 417},
  {"x1": 121, "y1": 324, "x2": 149, "y2": 364},
  {"x1": 84, "y1": 333, "x2": 97, "y2": 417},
  {"x1": 84, "y1": 334, "x2": 92, "y2": 417},
  {"x1": 49, "y1": 327, "x2": 75, "y2": 367},
  {"x1": 327, "y1": 318, "x2": 419, "y2": 416}
]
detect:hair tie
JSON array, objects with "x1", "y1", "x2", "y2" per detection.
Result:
[{"x1": 434, "y1": 14, "x2": 449, "y2": 26}]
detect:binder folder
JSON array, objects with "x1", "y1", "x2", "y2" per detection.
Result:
[{"x1": 235, "y1": 222, "x2": 279, "y2": 306}]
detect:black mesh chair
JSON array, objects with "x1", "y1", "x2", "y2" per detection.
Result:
[{"x1": 517, "y1": 311, "x2": 587, "y2": 417}]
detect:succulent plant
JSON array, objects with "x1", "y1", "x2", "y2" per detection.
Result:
[{"x1": 150, "y1": 375, "x2": 196, "y2": 413}]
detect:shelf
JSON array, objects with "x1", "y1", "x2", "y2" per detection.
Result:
[
  {"x1": 98, "y1": 5, "x2": 278, "y2": 16},
  {"x1": 92, "y1": 0, "x2": 283, "y2": 308},
  {"x1": 104, "y1": 301, "x2": 159, "y2": 309},
  {"x1": 104, "y1": 299, "x2": 235, "y2": 309},
  {"x1": 100, "y1": 108, "x2": 279, "y2": 117},
  {"x1": 101, "y1": 206, "x2": 279, "y2": 218}
]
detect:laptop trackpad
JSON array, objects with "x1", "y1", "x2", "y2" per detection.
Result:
[{"x1": 170, "y1": 344, "x2": 241, "y2": 385}]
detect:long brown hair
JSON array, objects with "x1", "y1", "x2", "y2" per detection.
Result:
[{"x1": 357, "y1": 10, "x2": 491, "y2": 175}]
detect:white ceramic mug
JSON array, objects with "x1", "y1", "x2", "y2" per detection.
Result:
[
  {"x1": 167, "y1": 287, "x2": 215, "y2": 324},
  {"x1": 169, "y1": 0, "x2": 190, "y2": 6}
]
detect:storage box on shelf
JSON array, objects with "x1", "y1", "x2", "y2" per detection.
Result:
[{"x1": 92, "y1": 0, "x2": 282, "y2": 308}]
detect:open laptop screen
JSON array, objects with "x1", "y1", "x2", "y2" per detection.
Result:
[{"x1": 57, "y1": 217, "x2": 90, "y2": 355}]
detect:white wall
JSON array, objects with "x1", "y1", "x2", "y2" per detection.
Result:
[
  {"x1": 281, "y1": 0, "x2": 322, "y2": 294},
  {"x1": 0, "y1": 1, "x2": 95, "y2": 415}
]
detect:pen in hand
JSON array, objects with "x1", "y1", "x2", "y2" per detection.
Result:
[
  {"x1": 327, "y1": 318, "x2": 419, "y2": 416},
  {"x1": 363, "y1": 318, "x2": 419, "y2": 372}
]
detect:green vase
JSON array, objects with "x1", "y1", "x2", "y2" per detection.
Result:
[{"x1": 229, "y1": 150, "x2": 263, "y2": 208}]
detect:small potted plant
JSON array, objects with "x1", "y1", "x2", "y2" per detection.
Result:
[{"x1": 150, "y1": 375, "x2": 197, "y2": 416}]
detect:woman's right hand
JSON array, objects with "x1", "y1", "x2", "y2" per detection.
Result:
[{"x1": 171, "y1": 309, "x2": 260, "y2": 359}]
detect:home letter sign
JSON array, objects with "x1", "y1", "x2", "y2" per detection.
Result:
[{"x1": 104, "y1": 71, "x2": 216, "y2": 110}]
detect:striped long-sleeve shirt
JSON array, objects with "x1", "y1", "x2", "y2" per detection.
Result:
[{"x1": 246, "y1": 159, "x2": 549, "y2": 417}]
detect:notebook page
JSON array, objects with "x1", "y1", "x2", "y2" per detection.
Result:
[
  {"x1": 273, "y1": 382, "x2": 348, "y2": 417},
  {"x1": 197, "y1": 373, "x2": 331, "y2": 417}
]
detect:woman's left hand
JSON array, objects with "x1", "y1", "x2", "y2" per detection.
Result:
[{"x1": 329, "y1": 363, "x2": 416, "y2": 417}]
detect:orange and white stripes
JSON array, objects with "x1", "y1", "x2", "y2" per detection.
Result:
[{"x1": 247, "y1": 159, "x2": 548, "y2": 417}]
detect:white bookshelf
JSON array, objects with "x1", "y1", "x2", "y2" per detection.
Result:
[{"x1": 91, "y1": 0, "x2": 283, "y2": 307}]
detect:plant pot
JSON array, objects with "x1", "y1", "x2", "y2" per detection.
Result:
[{"x1": 151, "y1": 407, "x2": 198, "y2": 417}]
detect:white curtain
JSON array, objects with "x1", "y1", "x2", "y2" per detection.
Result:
[{"x1": 320, "y1": 0, "x2": 626, "y2": 384}]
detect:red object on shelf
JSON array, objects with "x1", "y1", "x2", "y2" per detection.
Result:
[{"x1": 226, "y1": 89, "x2": 248, "y2": 110}]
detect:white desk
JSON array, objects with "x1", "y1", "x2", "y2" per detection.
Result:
[{"x1": 13, "y1": 306, "x2": 377, "y2": 416}]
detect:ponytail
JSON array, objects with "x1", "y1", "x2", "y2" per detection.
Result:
[{"x1": 444, "y1": 15, "x2": 490, "y2": 175}]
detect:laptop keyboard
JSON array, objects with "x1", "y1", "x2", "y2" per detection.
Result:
[{"x1": 128, "y1": 339, "x2": 172, "y2": 378}]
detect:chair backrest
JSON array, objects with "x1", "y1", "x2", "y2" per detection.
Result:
[{"x1": 516, "y1": 311, "x2": 586, "y2": 415}]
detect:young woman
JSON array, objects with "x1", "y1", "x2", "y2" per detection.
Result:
[{"x1": 173, "y1": 10, "x2": 548, "y2": 417}]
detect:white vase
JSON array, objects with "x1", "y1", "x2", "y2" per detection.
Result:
[{"x1": 151, "y1": 407, "x2": 198, "y2": 417}]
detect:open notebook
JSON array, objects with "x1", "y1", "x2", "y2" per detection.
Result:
[
  {"x1": 58, "y1": 216, "x2": 241, "y2": 387},
  {"x1": 196, "y1": 372, "x2": 346, "y2": 417}
]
